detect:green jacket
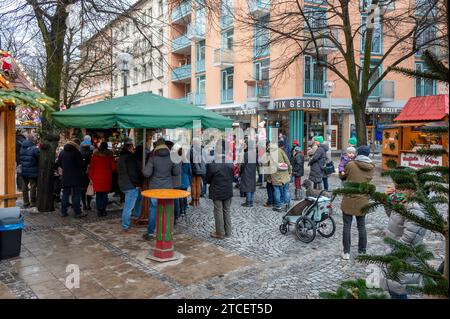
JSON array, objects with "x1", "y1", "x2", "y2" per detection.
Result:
[{"x1": 270, "y1": 148, "x2": 292, "y2": 186}]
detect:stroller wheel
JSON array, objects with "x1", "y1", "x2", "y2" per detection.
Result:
[
  {"x1": 279, "y1": 223, "x2": 288, "y2": 235},
  {"x1": 295, "y1": 216, "x2": 316, "y2": 243},
  {"x1": 317, "y1": 216, "x2": 336, "y2": 238}
]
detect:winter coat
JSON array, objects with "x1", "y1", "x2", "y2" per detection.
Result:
[
  {"x1": 338, "y1": 153, "x2": 352, "y2": 174},
  {"x1": 270, "y1": 148, "x2": 292, "y2": 186},
  {"x1": 143, "y1": 145, "x2": 181, "y2": 189},
  {"x1": 19, "y1": 139, "x2": 40, "y2": 178},
  {"x1": 190, "y1": 146, "x2": 206, "y2": 176},
  {"x1": 308, "y1": 143, "x2": 329, "y2": 184},
  {"x1": 340, "y1": 155, "x2": 375, "y2": 216},
  {"x1": 178, "y1": 163, "x2": 192, "y2": 190},
  {"x1": 206, "y1": 155, "x2": 234, "y2": 201},
  {"x1": 380, "y1": 202, "x2": 427, "y2": 295},
  {"x1": 57, "y1": 141, "x2": 83, "y2": 188},
  {"x1": 80, "y1": 148, "x2": 92, "y2": 188},
  {"x1": 239, "y1": 150, "x2": 257, "y2": 193},
  {"x1": 291, "y1": 152, "x2": 304, "y2": 177},
  {"x1": 16, "y1": 134, "x2": 26, "y2": 165},
  {"x1": 88, "y1": 149, "x2": 116, "y2": 192},
  {"x1": 117, "y1": 150, "x2": 144, "y2": 191},
  {"x1": 385, "y1": 203, "x2": 427, "y2": 246}
]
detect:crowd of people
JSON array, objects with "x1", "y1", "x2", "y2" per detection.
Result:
[{"x1": 15, "y1": 129, "x2": 435, "y2": 298}]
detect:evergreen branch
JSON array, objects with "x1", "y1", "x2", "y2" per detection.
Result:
[
  {"x1": 417, "y1": 166, "x2": 449, "y2": 176},
  {"x1": 423, "y1": 183, "x2": 449, "y2": 194},
  {"x1": 415, "y1": 148, "x2": 448, "y2": 157},
  {"x1": 420, "y1": 126, "x2": 449, "y2": 134}
]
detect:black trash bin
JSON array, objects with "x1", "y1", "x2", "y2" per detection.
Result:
[{"x1": 0, "y1": 213, "x2": 24, "y2": 260}]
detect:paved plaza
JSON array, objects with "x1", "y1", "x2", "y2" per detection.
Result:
[{"x1": 0, "y1": 158, "x2": 446, "y2": 299}]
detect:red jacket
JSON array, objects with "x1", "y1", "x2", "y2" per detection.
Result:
[{"x1": 88, "y1": 150, "x2": 117, "y2": 192}]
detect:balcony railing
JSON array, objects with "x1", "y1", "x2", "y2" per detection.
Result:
[
  {"x1": 187, "y1": 22, "x2": 206, "y2": 41},
  {"x1": 368, "y1": 80, "x2": 395, "y2": 101},
  {"x1": 220, "y1": 14, "x2": 233, "y2": 29},
  {"x1": 304, "y1": 79, "x2": 326, "y2": 96},
  {"x1": 171, "y1": 1, "x2": 192, "y2": 25},
  {"x1": 195, "y1": 59, "x2": 205, "y2": 73},
  {"x1": 171, "y1": 34, "x2": 191, "y2": 54},
  {"x1": 213, "y1": 48, "x2": 234, "y2": 68},
  {"x1": 188, "y1": 92, "x2": 206, "y2": 105},
  {"x1": 247, "y1": 80, "x2": 270, "y2": 102},
  {"x1": 221, "y1": 88, "x2": 234, "y2": 103},
  {"x1": 305, "y1": 28, "x2": 339, "y2": 54},
  {"x1": 171, "y1": 64, "x2": 191, "y2": 82},
  {"x1": 248, "y1": 0, "x2": 270, "y2": 18}
]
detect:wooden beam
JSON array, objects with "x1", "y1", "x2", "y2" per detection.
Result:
[
  {"x1": 4, "y1": 108, "x2": 16, "y2": 207},
  {"x1": 0, "y1": 193, "x2": 20, "y2": 201}
]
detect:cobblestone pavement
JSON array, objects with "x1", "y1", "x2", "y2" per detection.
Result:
[{"x1": 0, "y1": 158, "x2": 446, "y2": 299}]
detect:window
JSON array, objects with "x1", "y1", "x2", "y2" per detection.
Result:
[
  {"x1": 195, "y1": 75, "x2": 206, "y2": 105},
  {"x1": 304, "y1": 7, "x2": 327, "y2": 30},
  {"x1": 304, "y1": 55, "x2": 326, "y2": 96},
  {"x1": 220, "y1": 0, "x2": 233, "y2": 29},
  {"x1": 221, "y1": 67, "x2": 234, "y2": 103},
  {"x1": 159, "y1": 88, "x2": 163, "y2": 96},
  {"x1": 221, "y1": 29, "x2": 233, "y2": 50},
  {"x1": 360, "y1": 0, "x2": 396, "y2": 11},
  {"x1": 158, "y1": 28, "x2": 164, "y2": 46},
  {"x1": 253, "y1": 60, "x2": 270, "y2": 98},
  {"x1": 361, "y1": 15, "x2": 382, "y2": 54},
  {"x1": 254, "y1": 16, "x2": 270, "y2": 58},
  {"x1": 158, "y1": 0, "x2": 163, "y2": 17},
  {"x1": 147, "y1": 8, "x2": 153, "y2": 23},
  {"x1": 157, "y1": 55, "x2": 164, "y2": 77},
  {"x1": 142, "y1": 64, "x2": 147, "y2": 82},
  {"x1": 415, "y1": 25, "x2": 437, "y2": 56},
  {"x1": 195, "y1": 40, "x2": 206, "y2": 73},
  {"x1": 148, "y1": 62, "x2": 153, "y2": 79},
  {"x1": 416, "y1": 0, "x2": 437, "y2": 17},
  {"x1": 364, "y1": 62, "x2": 382, "y2": 98},
  {"x1": 415, "y1": 62, "x2": 436, "y2": 96},
  {"x1": 131, "y1": 67, "x2": 137, "y2": 84}
]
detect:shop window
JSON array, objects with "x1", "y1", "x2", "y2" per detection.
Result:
[
  {"x1": 304, "y1": 55, "x2": 326, "y2": 96},
  {"x1": 415, "y1": 62, "x2": 436, "y2": 96}
]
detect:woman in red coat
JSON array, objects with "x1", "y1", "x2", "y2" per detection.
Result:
[{"x1": 88, "y1": 142, "x2": 116, "y2": 216}]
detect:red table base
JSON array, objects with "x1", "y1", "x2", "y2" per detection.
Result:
[{"x1": 147, "y1": 198, "x2": 178, "y2": 262}]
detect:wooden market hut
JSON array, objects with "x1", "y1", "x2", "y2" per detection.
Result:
[
  {"x1": 381, "y1": 94, "x2": 449, "y2": 170},
  {"x1": 0, "y1": 50, "x2": 43, "y2": 208}
]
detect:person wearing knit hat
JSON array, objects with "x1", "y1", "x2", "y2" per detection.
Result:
[
  {"x1": 338, "y1": 146, "x2": 357, "y2": 176},
  {"x1": 339, "y1": 143, "x2": 375, "y2": 260},
  {"x1": 348, "y1": 137, "x2": 357, "y2": 147},
  {"x1": 314, "y1": 136, "x2": 324, "y2": 144}
]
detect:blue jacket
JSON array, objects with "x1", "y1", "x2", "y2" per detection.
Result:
[
  {"x1": 179, "y1": 163, "x2": 192, "y2": 190},
  {"x1": 19, "y1": 139, "x2": 40, "y2": 178}
]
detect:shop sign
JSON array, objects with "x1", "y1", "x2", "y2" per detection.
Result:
[
  {"x1": 400, "y1": 152, "x2": 443, "y2": 169},
  {"x1": 271, "y1": 98, "x2": 321, "y2": 110},
  {"x1": 366, "y1": 107, "x2": 401, "y2": 114},
  {"x1": 235, "y1": 108, "x2": 257, "y2": 116}
]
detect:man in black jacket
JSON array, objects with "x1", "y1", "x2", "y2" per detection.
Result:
[
  {"x1": 16, "y1": 130, "x2": 26, "y2": 190},
  {"x1": 117, "y1": 139, "x2": 144, "y2": 232},
  {"x1": 57, "y1": 139, "x2": 85, "y2": 218},
  {"x1": 206, "y1": 139, "x2": 234, "y2": 239},
  {"x1": 19, "y1": 136, "x2": 40, "y2": 208}
]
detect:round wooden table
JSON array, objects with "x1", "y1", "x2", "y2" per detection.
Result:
[{"x1": 141, "y1": 189, "x2": 190, "y2": 262}]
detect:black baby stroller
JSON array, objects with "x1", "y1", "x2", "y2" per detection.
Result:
[{"x1": 279, "y1": 190, "x2": 336, "y2": 243}]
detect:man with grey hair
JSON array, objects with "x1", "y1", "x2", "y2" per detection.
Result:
[{"x1": 19, "y1": 135, "x2": 40, "y2": 208}]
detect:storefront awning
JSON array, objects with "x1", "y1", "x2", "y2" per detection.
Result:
[{"x1": 394, "y1": 94, "x2": 449, "y2": 122}]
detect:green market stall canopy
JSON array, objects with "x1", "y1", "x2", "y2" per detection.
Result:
[{"x1": 52, "y1": 92, "x2": 233, "y2": 129}]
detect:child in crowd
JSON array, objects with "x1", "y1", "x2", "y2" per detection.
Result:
[
  {"x1": 338, "y1": 146, "x2": 356, "y2": 179},
  {"x1": 291, "y1": 146, "x2": 304, "y2": 200}
]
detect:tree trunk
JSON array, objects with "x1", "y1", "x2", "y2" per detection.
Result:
[
  {"x1": 36, "y1": 119, "x2": 59, "y2": 212},
  {"x1": 445, "y1": 226, "x2": 449, "y2": 282},
  {"x1": 352, "y1": 100, "x2": 368, "y2": 146}
]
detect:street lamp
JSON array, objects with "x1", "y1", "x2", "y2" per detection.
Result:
[
  {"x1": 324, "y1": 81, "x2": 335, "y2": 153},
  {"x1": 116, "y1": 52, "x2": 132, "y2": 96}
]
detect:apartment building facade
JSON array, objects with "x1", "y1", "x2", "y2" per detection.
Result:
[
  {"x1": 76, "y1": 0, "x2": 170, "y2": 106},
  {"x1": 166, "y1": 0, "x2": 445, "y2": 151}
]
